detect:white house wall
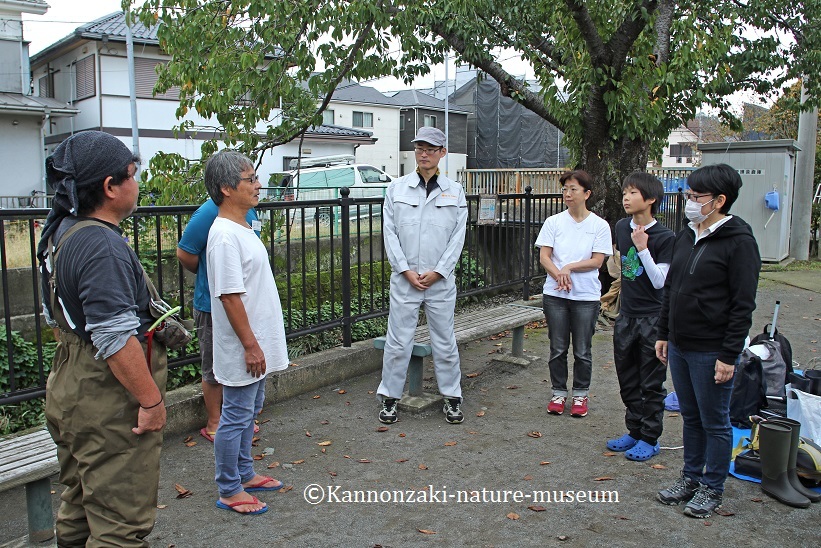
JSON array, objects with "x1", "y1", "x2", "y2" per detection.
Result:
[
  {"x1": 0, "y1": 113, "x2": 46, "y2": 196},
  {"x1": 326, "y1": 102, "x2": 400, "y2": 176}
]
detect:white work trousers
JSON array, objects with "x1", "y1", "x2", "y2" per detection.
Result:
[{"x1": 377, "y1": 272, "x2": 462, "y2": 400}]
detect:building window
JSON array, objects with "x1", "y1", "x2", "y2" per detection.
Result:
[
  {"x1": 322, "y1": 109, "x2": 335, "y2": 125},
  {"x1": 669, "y1": 144, "x2": 693, "y2": 158},
  {"x1": 74, "y1": 55, "x2": 95, "y2": 101},
  {"x1": 399, "y1": 115, "x2": 405, "y2": 131},
  {"x1": 352, "y1": 111, "x2": 373, "y2": 128},
  {"x1": 135, "y1": 58, "x2": 180, "y2": 100},
  {"x1": 423, "y1": 114, "x2": 437, "y2": 128},
  {"x1": 38, "y1": 73, "x2": 54, "y2": 98}
]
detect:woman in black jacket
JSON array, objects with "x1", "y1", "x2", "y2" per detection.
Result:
[{"x1": 654, "y1": 164, "x2": 760, "y2": 518}]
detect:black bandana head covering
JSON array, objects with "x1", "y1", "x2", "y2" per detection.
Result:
[{"x1": 37, "y1": 131, "x2": 135, "y2": 262}]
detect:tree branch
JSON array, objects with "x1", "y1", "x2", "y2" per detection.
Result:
[{"x1": 563, "y1": 0, "x2": 608, "y2": 66}]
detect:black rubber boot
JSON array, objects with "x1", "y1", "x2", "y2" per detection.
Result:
[
  {"x1": 804, "y1": 370, "x2": 821, "y2": 396},
  {"x1": 759, "y1": 422, "x2": 811, "y2": 508},
  {"x1": 766, "y1": 418, "x2": 821, "y2": 503},
  {"x1": 788, "y1": 372, "x2": 812, "y2": 393}
]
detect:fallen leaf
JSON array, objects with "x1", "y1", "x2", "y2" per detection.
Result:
[
  {"x1": 540, "y1": 461, "x2": 551, "y2": 465},
  {"x1": 399, "y1": 433, "x2": 406, "y2": 437},
  {"x1": 751, "y1": 497, "x2": 763, "y2": 503},
  {"x1": 650, "y1": 464, "x2": 667, "y2": 470},
  {"x1": 523, "y1": 475, "x2": 533, "y2": 481},
  {"x1": 469, "y1": 431, "x2": 478, "y2": 434},
  {"x1": 337, "y1": 389, "x2": 347, "y2": 394},
  {"x1": 507, "y1": 512, "x2": 520, "y2": 520},
  {"x1": 603, "y1": 452, "x2": 617, "y2": 457},
  {"x1": 376, "y1": 426, "x2": 390, "y2": 432},
  {"x1": 306, "y1": 431, "x2": 312, "y2": 437},
  {"x1": 507, "y1": 385, "x2": 519, "y2": 389},
  {"x1": 185, "y1": 441, "x2": 197, "y2": 447},
  {"x1": 358, "y1": 459, "x2": 371, "y2": 463},
  {"x1": 495, "y1": 343, "x2": 502, "y2": 346},
  {"x1": 527, "y1": 431, "x2": 542, "y2": 438},
  {"x1": 668, "y1": 413, "x2": 680, "y2": 417},
  {"x1": 704, "y1": 521, "x2": 712, "y2": 527},
  {"x1": 253, "y1": 454, "x2": 264, "y2": 460},
  {"x1": 714, "y1": 508, "x2": 735, "y2": 516},
  {"x1": 476, "y1": 410, "x2": 486, "y2": 417},
  {"x1": 174, "y1": 484, "x2": 192, "y2": 498},
  {"x1": 528, "y1": 505, "x2": 546, "y2": 512},
  {"x1": 344, "y1": 455, "x2": 351, "y2": 459},
  {"x1": 321, "y1": 448, "x2": 326, "y2": 453},
  {"x1": 558, "y1": 536, "x2": 570, "y2": 541},
  {"x1": 594, "y1": 476, "x2": 614, "y2": 481},
  {"x1": 615, "y1": 515, "x2": 631, "y2": 520},
  {"x1": 259, "y1": 419, "x2": 270, "y2": 425},
  {"x1": 466, "y1": 372, "x2": 481, "y2": 378},
  {"x1": 418, "y1": 529, "x2": 436, "y2": 535},
  {"x1": 157, "y1": 504, "x2": 168, "y2": 509},
  {"x1": 312, "y1": 395, "x2": 321, "y2": 399},
  {"x1": 367, "y1": 390, "x2": 374, "y2": 394},
  {"x1": 289, "y1": 362, "x2": 298, "y2": 367},
  {"x1": 329, "y1": 471, "x2": 337, "y2": 477},
  {"x1": 292, "y1": 459, "x2": 305, "y2": 464},
  {"x1": 183, "y1": 436, "x2": 192, "y2": 443},
  {"x1": 279, "y1": 485, "x2": 293, "y2": 493},
  {"x1": 396, "y1": 458, "x2": 408, "y2": 463},
  {"x1": 444, "y1": 441, "x2": 457, "y2": 446},
  {"x1": 267, "y1": 461, "x2": 280, "y2": 469},
  {"x1": 317, "y1": 440, "x2": 332, "y2": 446},
  {"x1": 418, "y1": 464, "x2": 428, "y2": 470},
  {"x1": 320, "y1": 420, "x2": 330, "y2": 425}
]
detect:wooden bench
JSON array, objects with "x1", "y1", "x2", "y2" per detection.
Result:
[
  {"x1": 0, "y1": 428, "x2": 59, "y2": 543},
  {"x1": 373, "y1": 302, "x2": 544, "y2": 404}
]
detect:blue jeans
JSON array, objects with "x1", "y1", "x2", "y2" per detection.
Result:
[
  {"x1": 667, "y1": 342, "x2": 735, "y2": 493},
  {"x1": 215, "y1": 379, "x2": 265, "y2": 498},
  {"x1": 542, "y1": 295, "x2": 600, "y2": 397}
]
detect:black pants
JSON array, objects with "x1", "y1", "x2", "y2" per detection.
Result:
[{"x1": 613, "y1": 315, "x2": 667, "y2": 444}]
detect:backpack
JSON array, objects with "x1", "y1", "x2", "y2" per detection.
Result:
[
  {"x1": 750, "y1": 324, "x2": 793, "y2": 386},
  {"x1": 730, "y1": 348, "x2": 766, "y2": 428}
]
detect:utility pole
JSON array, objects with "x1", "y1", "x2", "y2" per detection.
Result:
[
  {"x1": 125, "y1": 10, "x2": 140, "y2": 157},
  {"x1": 791, "y1": 81, "x2": 818, "y2": 260},
  {"x1": 444, "y1": 53, "x2": 449, "y2": 177}
]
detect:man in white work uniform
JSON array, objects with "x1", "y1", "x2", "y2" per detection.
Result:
[{"x1": 377, "y1": 126, "x2": 468, "y2": 424}]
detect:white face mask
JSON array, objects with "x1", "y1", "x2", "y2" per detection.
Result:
[{"x1": 685, "y1": 197, "x2": 716, "y2": 224}]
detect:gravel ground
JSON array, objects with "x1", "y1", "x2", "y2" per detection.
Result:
[{"x1": 2, "y1": 274, "x2": 819, "y2": 547}]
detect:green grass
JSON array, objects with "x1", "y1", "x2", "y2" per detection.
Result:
[{"x1": 761, "y1": 258, "x2": 821, "y2": 272}]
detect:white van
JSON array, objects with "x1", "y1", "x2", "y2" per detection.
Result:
[{"x1": 268, "y1": 156, "x2": 392, "y2": 225}]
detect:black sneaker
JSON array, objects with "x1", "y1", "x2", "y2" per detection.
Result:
[
  {"x1": 379, "y1": 398, "x2": 398, "y2": 424},
  {"x1": 443, "y1": 397, "x2": 464, "y2": 424},
  {"x1": 682, "y1": 484, "x2": 722, "y2": 518},
  {"x1": 657, "y1": 472, "x2": 699, "y2": 505}
]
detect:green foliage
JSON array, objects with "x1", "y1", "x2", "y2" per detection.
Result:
[
  {"x1": 0, "y1": 326, "x2": 56, "y2": 435},
  {"x1": 132, "y1": 0, "x2": 820, "y2": 226},
  {"x1": 455, "y1": 251, "x2": 485, "y2": 290}
]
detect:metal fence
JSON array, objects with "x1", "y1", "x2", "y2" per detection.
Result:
[{"x1": 1, "y1": 189, "x2": 685, "y2": 405}]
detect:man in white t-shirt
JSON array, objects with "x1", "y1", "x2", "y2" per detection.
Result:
[{"x1": 205, "y1": 150, "x2": 289, "y2": 516}]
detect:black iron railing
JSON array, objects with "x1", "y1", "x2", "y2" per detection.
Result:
[{"x1": 0, "y1": 189, "x2": 685, "y2": 405}]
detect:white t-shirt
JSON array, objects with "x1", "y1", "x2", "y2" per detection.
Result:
[
  {"x1": 535, "y1": 210, "x2": 612, "y2": 301},
  {"x1": 207, "y1": 217, "x2": 289, "y2": 386}
]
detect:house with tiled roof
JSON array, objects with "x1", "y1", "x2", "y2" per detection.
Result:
[
  {"x1": 28, "y1": 12, "x2": 376, "y2": 186},
  {"x1": 0, "y1": 0, "x2": 77, "y2": 203}
]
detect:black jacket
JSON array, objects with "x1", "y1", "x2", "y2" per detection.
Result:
[{"x1": 657, "y1": 216, "x2": 761, "y2": 364}]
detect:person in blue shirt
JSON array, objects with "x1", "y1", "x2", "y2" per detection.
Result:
[{"x1": 177, "y1": 199, "x2": 260, "y2": 441}]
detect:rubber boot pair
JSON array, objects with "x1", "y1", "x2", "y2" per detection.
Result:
[
  {"x1": 759, "y1": 418, "x2": 819, "y2": 508},
  {"x1": 790, "y1": 371, "x2": 821, "y2": 396}
]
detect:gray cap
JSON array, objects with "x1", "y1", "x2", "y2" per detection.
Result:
[{"x1": 411, "y1": 126, "x2": 446, "y2": 147}]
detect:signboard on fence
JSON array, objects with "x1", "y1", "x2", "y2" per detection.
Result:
[{"x1": 478, "y1": 195, "x2": 498, "y2": 225}]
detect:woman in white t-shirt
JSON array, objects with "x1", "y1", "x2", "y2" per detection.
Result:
[{"x1": 535, "y1": 170, "x2": 612, "y2": 418}]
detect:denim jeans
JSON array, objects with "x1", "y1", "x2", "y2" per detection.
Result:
[
  {"x1": 214, "y1": 379, "x2": 265, "y2": 498},
  {"x1": 542, "y1": 295, "x2": 600, "y2": 397},
  {"x1": 667, "y1": 342, "x2": 735, "y2": 493}
]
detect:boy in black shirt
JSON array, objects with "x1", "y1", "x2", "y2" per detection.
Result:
[{"x1": 607, "y1": 173, "x2": 675, "y2": 461}]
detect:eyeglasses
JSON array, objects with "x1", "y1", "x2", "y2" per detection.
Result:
[
  {"x1": 414, "y1": 147, "x2": 442, "y2": 156},
  {"x1": 561, "y1": 187, "x2": 585, "y2": 194},
  {"x1": 683, "y1": 191, "x2": 712, "y2": 202},
  {"x1": 239, "y1": 174, "x2": 260, "y2": 183}
]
